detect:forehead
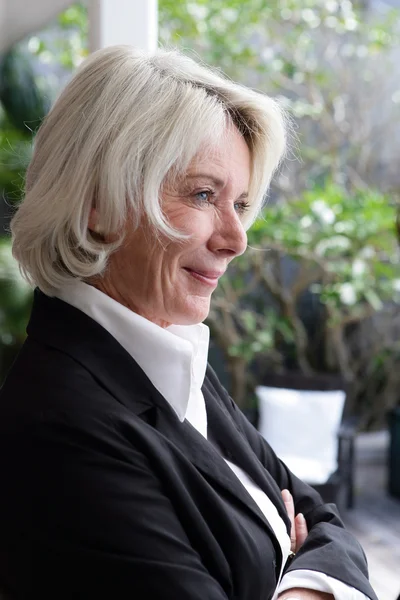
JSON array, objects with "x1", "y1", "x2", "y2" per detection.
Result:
[{"x1": 187, "y1": 125, "x2": 251, "y2": 181}]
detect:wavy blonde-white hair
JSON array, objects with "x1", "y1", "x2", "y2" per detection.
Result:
[{"x1": 11, "y1": 45, "x2": 288, "y2": 295}]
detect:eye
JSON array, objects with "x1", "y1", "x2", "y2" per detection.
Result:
[
  {"x1": 234, "y1": 200, "x2": 250, "y2": 215},
  {"x1": 193, "y1": 189, "x2": 215, "y2": 204}
]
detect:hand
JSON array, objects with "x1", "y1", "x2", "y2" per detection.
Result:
[
  {"x1": 281, "y1": 489, "x2": 308, "y2": 554},
  {"x1": 280, "y1": 493, "x2": 334, "y2": 600},
  {"x1": 278, "y1": 588, "x2": 334, "y2": 600}
]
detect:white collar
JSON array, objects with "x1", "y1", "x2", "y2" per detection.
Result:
[{"x1": 55, "y1": 281, "x2": 210, "y2": 422}]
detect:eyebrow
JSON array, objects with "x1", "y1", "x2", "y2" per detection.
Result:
[{"x1": 185, "y1": 173, "x2": 249, "y2": 200}]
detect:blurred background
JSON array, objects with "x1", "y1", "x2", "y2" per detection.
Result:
[{"x1": 0, "y1": 1, "x2": 400, "y2": 598}]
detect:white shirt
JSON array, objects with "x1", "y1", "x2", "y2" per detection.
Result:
[{"x1": 56, "y1": 281, "x2": 368, "y2": 600}]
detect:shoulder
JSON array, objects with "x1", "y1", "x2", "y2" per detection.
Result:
[
  {"x1": 0, "y1": 337, "x2": 143, "y2": 468},
  {"x1": 0, "y1": 338, "x2": 158, "y2": 513},
  {"x1": 0, "y1": 336, "x2": 116, "y2": 418}
]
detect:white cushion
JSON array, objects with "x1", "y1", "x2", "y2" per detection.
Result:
[{"x1": 256, "y1": 385, "x2": 346, "y2": 485}]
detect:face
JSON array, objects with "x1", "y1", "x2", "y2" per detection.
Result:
[{"x1": 95, "y1": 125, "x2": 250, "y2": 328}]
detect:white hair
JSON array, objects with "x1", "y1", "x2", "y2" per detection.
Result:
[{"x1": 11, "y1": 45, "x2": 288, "y2": 295}]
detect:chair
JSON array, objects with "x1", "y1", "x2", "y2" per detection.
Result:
[{"x1": 256, "y1": 372, "x2": 357, "y2": 511}]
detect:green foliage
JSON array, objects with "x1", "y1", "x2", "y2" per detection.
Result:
[
  {"x1": 0, "y1": 4, "x2": 88, "y2": 379},
  {"x1": 58, "y1": 3, "x2": 88, "y2": 32},
  {"x1": 159, "y1": 0, "x2": 399, "y2": 79},
  {"x1": 32, "y1": 3, "x2": 88, "y2": 70},
  {"x1": 250, "y1": 184, "x2": 398, "y2": 316},
  {"x1": 0, "y1": 4, "x2": 87, "y2": 380},
  {"x1": 210, "y1": 183, "x2": 399, "y2": 375},
  {"x1": 0, "y1": 3, "x2": 88, "y2": 201},
  {"x1": 0, "y1": 47, "x2": 51, "y2": 133},
  {"x1": 0, "y1": 47, "x2": 50, "y2": 199},
  {"x1": 0, "y1": 237, "x2": 32, "y2": 347},
  {"x1": 0, "y1": 109, "x2": 32, "y2": 197},
  {"x1": 159, "y1": 0, "x2": 400, "y2": 191},
  {"x1": 160, "y1": 0, "x2": 399, "y2": 77},
  {"x1": 227, "y1": 308, "x2": 294, "y2": 361}
]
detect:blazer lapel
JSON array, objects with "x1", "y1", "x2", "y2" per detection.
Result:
[
  {"x1": 153, "y1": 388, "x2": 285, "y2": 575},
  {"x1": 154, "y1": 403, "x2": 277, "y2": 527},
  {"x1": 205, "y1": 382, "x2": 291, "y2": 532}
]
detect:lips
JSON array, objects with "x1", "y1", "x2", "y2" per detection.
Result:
[{"x1": 183, "y1": 267, "x2": 225, "y2": 286}]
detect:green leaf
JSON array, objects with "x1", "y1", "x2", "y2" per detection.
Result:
[{"x1": 364, "y1": 289, "x2": 383, "y2": 311}]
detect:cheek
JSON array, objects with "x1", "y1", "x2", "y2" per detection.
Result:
[
  {"x1": 165, "y1": 224, "x2": 213, "y2": 261},
  {"x1": 169, "y1": 203, "x2": 213, "y2": 233},
  {"x1": 184, "y1": 216, "x2": 214, "y2": 246}
]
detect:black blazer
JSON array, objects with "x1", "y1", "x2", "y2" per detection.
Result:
[{"x1": 0, "y1": 291, "x2": 376, "y2": 600}]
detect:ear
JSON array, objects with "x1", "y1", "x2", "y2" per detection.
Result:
[
  {"x1": 88, "y1": 208, "x2": 121, "y2": 243},
  {"x1": 88, "y1": 208, "x2": 103, "y2": 234}
]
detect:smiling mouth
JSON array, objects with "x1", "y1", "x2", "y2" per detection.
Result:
[{"x1": 183, "y1": 268, "x2": 223, "y2": 287}]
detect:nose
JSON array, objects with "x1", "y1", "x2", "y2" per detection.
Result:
[{"x1": 208, "y1": 208, "x2": 247, "y2": 259}]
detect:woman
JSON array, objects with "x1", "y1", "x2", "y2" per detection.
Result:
[{"x1": 0, "y1": 46, "x2": 376, "y2": 600}]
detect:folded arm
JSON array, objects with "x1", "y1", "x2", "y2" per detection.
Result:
[{"x1": 217, "y1": 384, "x2": 377, "y2": 600}]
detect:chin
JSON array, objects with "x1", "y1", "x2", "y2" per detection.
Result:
[{"x1": 172, "y1": 299, "x2": 211, "y2": 326}]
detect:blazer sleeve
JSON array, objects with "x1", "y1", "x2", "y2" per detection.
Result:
[
  {"x1": 1, "y1": 409, "x2": 231, "y2": 600},
  {"x1": 206, "y1": 368, "x2": 378, "y2": 600}
]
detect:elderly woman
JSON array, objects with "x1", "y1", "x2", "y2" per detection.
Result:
[{"x1": 0, "y1": 46, "x2": 376, "y2": 600}]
